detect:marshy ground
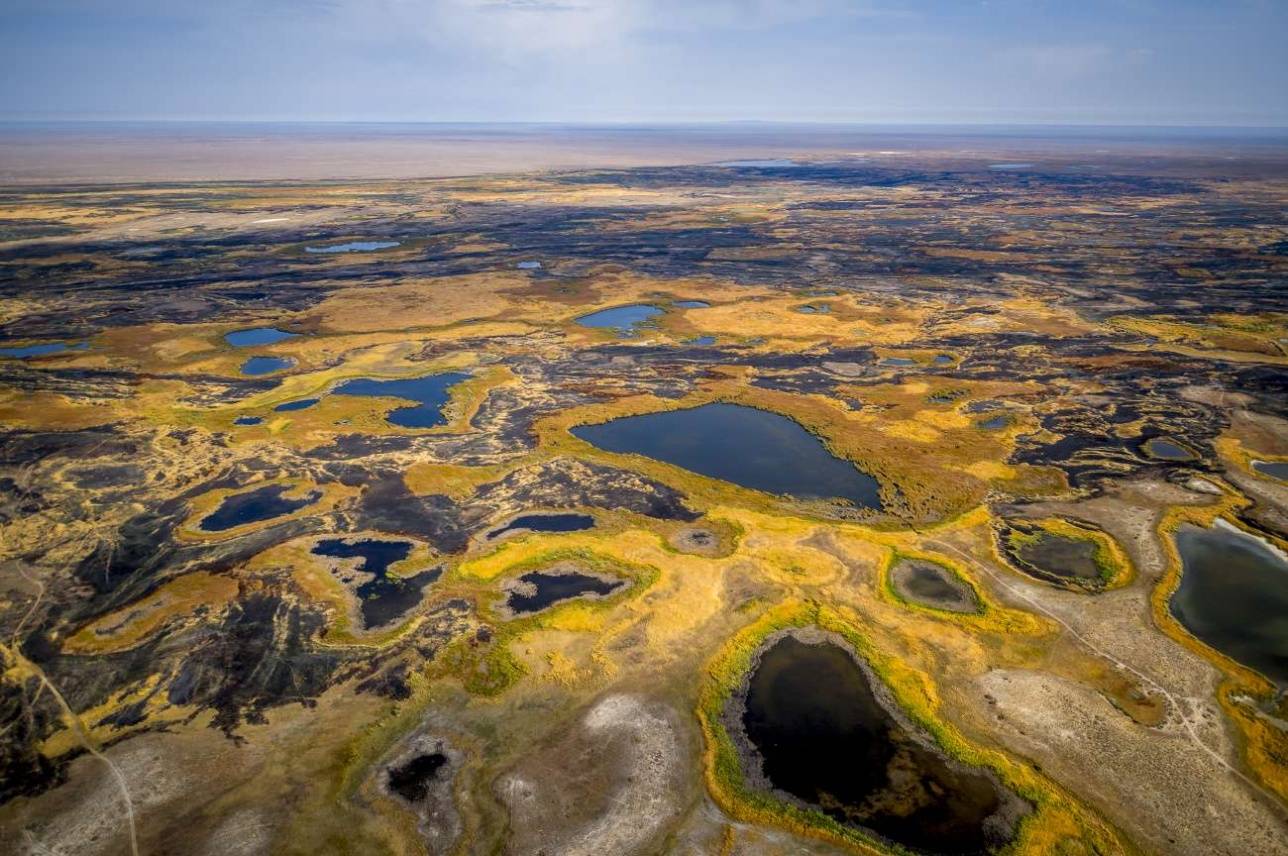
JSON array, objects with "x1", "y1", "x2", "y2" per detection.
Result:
[{"x1": 0, "y1": 140, "x2": 1287, "y2": 855}]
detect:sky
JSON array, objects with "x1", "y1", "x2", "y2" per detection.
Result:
[{"x1": 2, "y1": 0, "x2": 1286, "y2": 125}]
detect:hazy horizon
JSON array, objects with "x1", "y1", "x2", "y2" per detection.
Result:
[{"x1": 3, "y1": 1, "x2": 1286, "y2": 126}]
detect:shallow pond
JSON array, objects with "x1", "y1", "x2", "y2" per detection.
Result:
[
  {"x1": 575, "y1": 304, "x2": 664, "y2": 335},
  {"x1": 742, "y1": 635, "x2": 1020, "y2": 852},
  {"x1": 200, "y1": 484, "x2": 320, "y2": 532},
  {"x1": 880, "y1": 357, "x2": 917, "y2": 367},
  {"x1": 225, "y1": 327, "x2": 297, "y2": 347},
  {"x1": 674, "y1": 300, "x2": 709, "y2": 309},
  {"x1": 234, "y1": 416, "x2": 263, "y2": 426},
  {"x1": 240, "y1": 356, "x2": 293, "y2": 376},
  {"x1": 488, "y1": 513, "x2": 595, "y2": 539},
  {"x1": 505, "y1": 569, "x2": 623, "y2": 615},
  {"x1": 572, "y1": 402, "x2": 881, "y2": 508},
  {"x1": 0, "y1": 341, "x2": 87, "y2": 359},
  {"x1": 686, "y1": 336, "x2": 717, "y2": 346},
  {"x1": 890, "y1": 560, "x2": 980, "y2": 613},
  {"x1": 978, "y1": 415, "x2": 1010, "y2": 431},
  {"x1": 333, "y1": 372, "x2": 470, "y2": 428},
  {"x1": 1251, "y1": 460, "x2": 1288, "y2": 481},
  {"x1": 1171, "y1": 523, "x2": 1288, "y2": 685},
  {"x1": 313, "y1": 538, "x2": 441, "y2": 628},
  {"x1": 1004, "y1": 523, "x2": 1108, "y2": 589},
  {"x1": 516, "y1": 260, "x2": 542, "y2": 270},
  {"x1": 1142, "y1": 437, "x2": 1196, "y2": 461},
  {"x1": 305, "y1": 240, "x2": 400, "y2": 254}
]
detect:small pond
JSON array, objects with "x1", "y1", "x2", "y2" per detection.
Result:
[
  {"x1": 333, "y1": 372, "x2": 470, "y2": 428},
  {"x1": 240, "y1": 356, "x2": 293, "y2": 376},
  {"x1": 1002, "y1": 522, "x2": 1111, "y2": 590},
  {"x1": 1252, "y1": 460, "x2": 1288, "y2": 481},
  {"x1": 313, "y1": 538, "x2": 441, "y2": 628},
  {"x1": 880, "y1": 357, "x2": 917, "y2": 367},
  {"x1": 0, "y1": 341, "x2": 88, "y2": 359},
  {"x1": 1142, "y1": 437, "x2": 1197, "y2": 462},
  {"x1": 573, "y1": 402, "x2": 881, "y2": 508},
  {"x1": 890, "y1": 559, "x2": 980, "y2": 614},
  {"x1": 225, "y1": 327, "x2": 298, "y2": 347},
  {"x1": 488, "y1": 513, "x2": 595, "y2": 539},
  {"x1": 1171, "y1": 523, "x2": 1288, "y2": 685},
  {"x1": 200, "y1": 484, "x2": 320, "y2": 532},
  {"x1": 305, "y1": 240, "x2": 401, "y2": 254},
  {"x1": 234, "y1": 416, "x2": 263, "y2": 426},
  {"x1": 741, "y1": 634, "x2": 1022, "y2": 853},
  {"x1": 674, "y1": 300, "x2": 709, "y2": 309},
  {"x1": 505, "y1": 568, "x2": 623, "y2": 615},
  {"x1": 516, "y1": 260, "x2": 542, "y2": 270},
  {"x1": 575, "y1": 304, "x2": 664, "y2": 336},
  {"x1": 274, "y1": 398, "x2": 319, "y2": 412},
  {"x1": 686, "y1": 336, "x2": 717, "y2": 346}
]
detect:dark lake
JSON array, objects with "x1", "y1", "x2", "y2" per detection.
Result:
[
  {"x1": 240, "y1": 356, "x2": 293, "y2": 376},
  {"x1": 488, "y1": 512, "x2": 595, "y2": 539},
  {"x1": 305, "y1": 240, "x2": 400, "y2": 254},
  {"x1": 890, "y1": 559, "x2": 980, "y2": 613},
  {"x1": 506, "y1": 569, "x2": 623, "y2": 615},
  {"x1": 234, "y1": 416, "x2": 263, "y2": 426},
  {"x1": 313, "y1": 538, "x2": 441, "y2": 628},
  {"x1": 200, "y1": 484, "x2": 320, "y2": 532},
  {"x1": 743, "y1": 635, "x2": 1018, "y2": 853},
  {"x1": 572, "y1": 402, "x2": 881, "y2": 508},
  {"x1": 1252, "y1": 460, "x2": 1288, "y2": 481},
  {"x1": 334, "y1": 372, "x2": 470, "y2": 428},
  {"x1": 225, "y1": 327, "x2": 297, "y2": 347},
  {"x1": 274, "y1": 398, "x2": 318, "y2": 412},
  {"x1": 575, "y1": 304, "x2": 664, "y2": 335},
  {"x1": 1171, "y1": 523, "x2": 1288, "y2": 685},
  {"x1": 0, "y1": 341, "x2": 87, "y2": 359}
]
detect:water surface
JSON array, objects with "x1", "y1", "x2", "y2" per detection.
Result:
[
  {"x1": 234, "y1": 416, "x2": 263, "y2": 426},
  {"x1": 890, "y1": 560, "x2": 980, "y2": 613},
  {"x1": 201, "y1": 484, "x2": 320, "y2": 532},
  {"x1": 1251, "y1": 460, "x2": 1288, "y2": 481},
  {"x1": 1143, "y1": 437, "x2": 1196, "y2": 461},
  {"x1": 575, "y1": 304, "x2": 664, "y2": 335},
  {"x1": 334, "y1": 372, "x2": 470, "y2": 428},
  {"x1": 506, "y1": 569, "x2": 623, "y2": 614},
  {"x1": 674, "y1": 300, "x2": 709, "y2": 308},
  {"x1": 312, "y1": 537, "x2": 441, "y2": 627},
  {"x1": 305, "y1": 240, "x2": 400, "y2": 254},
  {"x1": 225, "y1": 327, "x2": 297, "y2": 347},
  {"x1": 489, "y1": 513, "x2": 595, "y2": 539},
  {"x1": 572, "y1": 402, "x2": 881, "y2": 508},
  {"x1": 0, "y1": 341, "x2": 87, "y2": 358},
  {"x1": 1171, "y1": 523, "x2": 1288, "y2": 685},
  {"x1": 274, "y1": 398, "x2": 318, "y2": 412},
  {"x1": 240, "y1": 356, "x2": 293, "y2": 376},
  {"x1": 743, "y1": 635, "x2": 1017, "y2": 852}
]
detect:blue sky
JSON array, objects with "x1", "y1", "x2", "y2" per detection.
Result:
[{"x1": 2, "y1": 0, "x2": 1285, "y2": 124}]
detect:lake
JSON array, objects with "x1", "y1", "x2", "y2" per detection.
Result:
[{"x1": 572, "y1": 402, "x2": 881, "y2": 508}]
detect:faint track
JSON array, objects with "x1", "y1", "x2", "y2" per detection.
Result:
[{"x1": 924, "y1": 537, "x2": 1288, "y2": 821}]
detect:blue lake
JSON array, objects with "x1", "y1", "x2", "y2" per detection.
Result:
[
  {"x1": 576, "y1": 304, "x2": 664, "y2": 335},
  {"x1": 200, "y1": 484, "x2": 320, "y2": 532},
  {"x1": 334, "y1": 372, "x2": 470, "y2": 428},
  {"x1": 274, "y1": 398, "x2": 319, "y2": 412},
  {"x1": 1252, "y1": 460, "x2": 1288, "y2": 481},
  {"x1": 516, "y1": 260, "x2": 542, "y2": 270},
  {"x1": 234, "y1": 416, "x2": 263, "y2": 426},
  {"x1": 0, "y1": 341, "x2": 88, "y2": 358},
  {"x1": 572, "y1": 402, "x2": 881, "y2": 509},
  {"x1": 674, "y1": 300, "x2": 709, "y2": 309},
  {"x1": 305, "y1": 240, "x2": 400, "y2": 254},
  {"x1": 225, "y1": 327, "x2": 298, "y2": 347},
  {"x1": 241, "y1": 356, "x2": 293, "y2": 376}
]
